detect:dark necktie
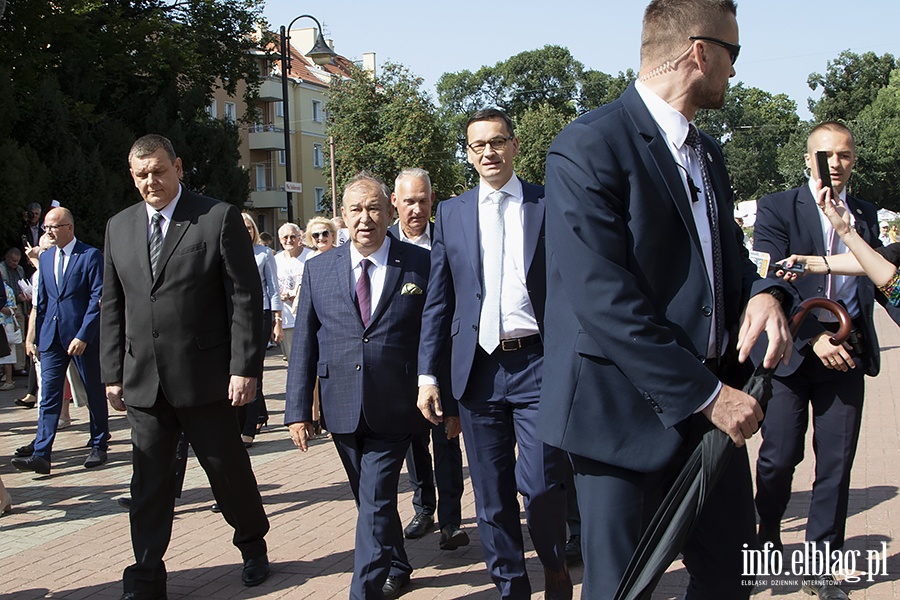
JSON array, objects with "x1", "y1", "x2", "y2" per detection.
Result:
[
  {"x1": 149, "y1": 213, "x2": 163, "y2": 278},
  {"x1": 56, "y1": 248, "x2": 65, "y2": 288},
  {"x1": 356, "y1": 258, "x2": 372, "y2": 327},
  {"x1": 686, "y1": 124, "x2": 725, "y2": 358}
]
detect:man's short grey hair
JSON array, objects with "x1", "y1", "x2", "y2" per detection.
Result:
[
  {"x1": 128, "y1": 134, "x2": 177, "y2": 165},
  {"x1": 278, "y1": 222, "x2": 302, "y2": 238},
  {"x1": 394, "y1": 168, "x2": 432, "y2": 192},
  {"x1": 342, "y1": 172, "x2": 391, "y2": 207},
  {"x1": 26, "y1": 202, "x2": 42, "y2": 214}
]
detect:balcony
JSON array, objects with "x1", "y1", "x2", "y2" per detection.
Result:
[
  {"x1": 258, "y1": 77, "x2": 283, "y2": 101},
  {"x1": 248, "y1": 124, "x2": 285, "y2": 150},
  {"x1": 250, "y1": 190, "x2": 289, "y2": 209}
]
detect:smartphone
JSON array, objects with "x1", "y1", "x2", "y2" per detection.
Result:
[
  {"x1": 815, "y1": 151, "x2": 832, "y2": 191},
  {"x1": 768, "y1": 262, "x2": 805, "y2": 275}
]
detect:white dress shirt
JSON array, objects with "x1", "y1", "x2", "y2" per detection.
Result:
[
  {"x1": 809, "y1": 179, "x2": 860, "y2": 320},
  {"x1": 635, "y1": 81, "x2": 722, "y2": 411},
  {"x1": 55, "y1": 237, "x2": 78, "y2": 286},
  {"x1": 397, "y1": 225, "x2": 432, "y2": 250},
  {"x1": 145, "y1": 185, "x2": 182, "y2": 239},
  {"x1": 477, "y1": 174, "x2": 540, "y2": 340},
  {"x1": 349, "y1": 237, "x2": 391, "y2": 322}
]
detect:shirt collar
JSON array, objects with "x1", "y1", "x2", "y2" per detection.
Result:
[
  {"x1": 478, "y1": 173, "x2": 523, "y2": 204},
  {"x1": 635, "y1": 80, "x2": 692, "y2": 149},
  {"x1": 60, "y1": 237, "x2": 78, "y2": 256},
  {"x1": 398, "y1": 225, "x2": 431, "y2": 245},
  {"x1": 145, "y1": 185, "x2": 183, "y2": 223},
  {"x1": 349, "y1": 235, "x2": 391, "y2": 270}
]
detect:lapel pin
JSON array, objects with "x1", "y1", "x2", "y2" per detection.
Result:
[
  {"x1": 706, "y1": 152, "x2": 713, "y2": 162},
  {"x1": 855, "y1": 208, "x2": 862, "y2": 215}
]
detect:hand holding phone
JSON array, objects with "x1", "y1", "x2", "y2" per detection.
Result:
[{"x1": 769, "y1": 262, "x2": 805, "y2": 275}]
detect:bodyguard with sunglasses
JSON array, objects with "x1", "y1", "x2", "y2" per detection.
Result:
[{"x1": 538, "y1": 1, "x2": 792, "y2": 598}]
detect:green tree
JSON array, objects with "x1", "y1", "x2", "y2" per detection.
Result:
[
  {"x1": 325, "y1": 62, "x2": 459, "y2": 204},
  {"x1": 808, "y1": 50, "x2": 897, "y2": 122},
  {"x1": 696, "y1": 83, "x2": 801, "y2": 201},
  {"x1": 855, "y1": 68, "x2": 900, "y2": 209},
  {"x1": 514, "y1": 103, "x2": 573, "y2": 185},
  {"x1": 0, "y1": 0, "x2": 265, "y2": 247},
  {"x1": 578, "y1": 68, "x2": 636, "y2": 112}
]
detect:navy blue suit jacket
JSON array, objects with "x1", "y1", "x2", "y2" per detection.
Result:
[
  {"x1": 36, "y1": 241, "x2": 103, "y2": 353},
  {"x1": 285, "y1": 234, "x2": 432, "y2": 435},
  {"x1": 417, "y1": 179, "x2": 546, "y2": 402},
  {"x1": 537, "y1": 83, "x2": 777, "y2": 473},
  {"x1": 752, "y1": 185, "x2": 881, "y2": 376}
]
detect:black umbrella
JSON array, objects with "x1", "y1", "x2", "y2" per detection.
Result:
[{"x1": 614, "y1": 297, "x2": 852, "y2": 600}]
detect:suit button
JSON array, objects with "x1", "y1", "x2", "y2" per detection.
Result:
[
  {"x1": 472, "y1": 324, "x2": 477, "y2": 330},
  {"x1": 698, "y1": 355, "x2": 707, "y2": 363},
  {"x1": 701, "y1": 306, "x2": 712, "y2": 317},
  {"x1": 152, "y1": 331, "x2": 159, "y2": 338},
  {"x1": 355, "y1": 364, "x2": 361, "y2": 371},
  {"x1": 362, "y1": 337, "x2": 369, "y2": 343},
  {"x1": 817, "y1": 286, "x2": 824, "y2": 294},
  {"x1": 476, "y1": 293, "x2": 482, "y2": 300},
  {"x1": 150, "y1": 295, "x2": 156, "y2": 302}
]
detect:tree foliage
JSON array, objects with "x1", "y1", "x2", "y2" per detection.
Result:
[
  {"x1": 696, "y1": 84, "x2": 801, "y2": 201},
  {"x1": 325, "y1": 62, "x2": 460, "y2": 204},
  {"x1": 514, "y1": 103, "x2": 572, "y2": 185},
  {"x1": 0, "y1": 0, "x2": 265, "y2": 248},
  {"x1": 854, "y1": 68, "x2": 900, "y2": 209},
  {"x1": 808, "y1": 50, "x2": 897, "y2": 122}
]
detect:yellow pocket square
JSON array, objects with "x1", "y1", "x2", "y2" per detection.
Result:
[{"x1": 401, "y1": 283, "x2": 423, "y2": 295}]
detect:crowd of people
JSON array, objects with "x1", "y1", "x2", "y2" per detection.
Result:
[{"x1": 4, "y1": 2, "x2": 900, "y2": 600}]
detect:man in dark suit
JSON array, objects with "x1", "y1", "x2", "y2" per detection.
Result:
[
  {"x1": 418, "y1": 109, "x2": 571, "y2": 599},
  {"x1": 753, "y1": 122, "x2": 878, "y2": 600},
  {"x1": 16, "y1": 202, "x2": 43, "y2": 278},
  {"x1": 388, "y1": 168, "x2": 469, "y2": 551},
  {"x1": 12, "y1": 207, "x2": 108, "y2": 475},
  {"x1": 537, "y1": 2, "x2": 793, "y2": 598},
  {"x1": 286, "y1": 173, "x2": 432, "y2": 600},
  {"x1": 101, "y1": 134, "x2": 270, "y2": 600}
]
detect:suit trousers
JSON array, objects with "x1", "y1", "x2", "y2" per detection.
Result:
[
  {"x1": 123, "y1": 390, "x2": 269, "y2": 596},
  {"x1": 34, "y1": 336, "x2": 108, "y2": 460},
  {"x1": 236, "y1": 310, "x2": 271, "y2": 437},
  {"x1": 755, "y1": 351, "x2": 865, "y2": 551},
  {"x1": 332, "y1": 421, "x2": 413, "y2": 600},
  {"x1": 405, "y1": 420, "x2": 464, "y2": 528},
  {"x1": 458, "y1": 344, "x2": 568, "y2": 600},
  {"x1": 571, "y1": 416, "x2": 756, "y2": 600}
]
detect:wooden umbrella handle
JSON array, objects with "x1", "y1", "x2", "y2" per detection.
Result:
[{"x1": 789, "y1": 297, "x2": 853, "y2": 346}]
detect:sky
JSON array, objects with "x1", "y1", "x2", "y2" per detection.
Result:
[{"x1": 263, "y1": 0, "x2": 900, "y2": 120}]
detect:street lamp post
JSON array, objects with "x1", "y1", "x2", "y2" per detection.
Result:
[{"x1": 279, "y1": 15, "x2": 336, "y2": 224}]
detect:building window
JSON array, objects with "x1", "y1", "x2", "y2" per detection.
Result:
[
  {"x1": 207, "y1": 99, "x2": 217, "y2": 118},
  {"x1": 313, "y1": 143, "x2": 323, "y2": 168},
  {"x1": 224, "y1": 102, "x2": 236, "y2": 123},
  {"x1": 312, "y1": 99, "x2": 323, "y2": 123},
  {"x1": 278, "y1": 150, "x2": 286, "y2": 165},
  {"x1": 315, "y1": 188, "x2": 327, "y2": 213},
  {"x1": 275, "y1": 101, "x2": 284, "y2": 117}
]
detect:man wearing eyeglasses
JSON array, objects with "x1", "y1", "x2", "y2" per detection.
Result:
[
  {"x1": 418, "y1": 109, "x2": 571, "y2": 599},
  {"x1": 12, "y1": 207, "x2": 109, "y2": 475},
  {"x1": 538, "y1": 1, "x2": 792, "y2": 599}
]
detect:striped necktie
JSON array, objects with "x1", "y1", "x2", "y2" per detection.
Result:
[{"x1": 149, "y1": 213, "x2": 163, "y2": 278}]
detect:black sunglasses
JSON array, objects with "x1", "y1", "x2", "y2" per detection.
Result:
[
  {"x1": 689, "y1": 36, "x2": 740, "y2": 65},
  {"x1": 311, "y1": 231, "x2": 331, "y2": 240}
]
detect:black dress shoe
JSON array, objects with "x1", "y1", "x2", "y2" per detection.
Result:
[
  {"x1": 242, "y1": 554, "x2": 269, "y2": 586},
  {"x1": 210, "y1": 503, "x2": 221, "y2": 513},
  {"x1": 84, "y1": 448, "x2": 108, "y2": 468},
  {"x1": 544, "y1": 565, "x2": 574, "y2": 600},
  {"x1": 14, "y1": 398, "x2": 36, "y2": 408},
  {"x1": 403, "y1": 512, "x2": 434, "y2": 539},
  {"x1": 119, "y1": 593, "x2": 167, "y2": 600},
  {"x1": 382, "y1": 574, "x2": 410, "y2": 599},
  {"x1": 117, "y1": 497, "x2": 132, "y2": 509},
  {"x1": 14, "y1": 441, "x2": 35, "y2": 457},
  {"x1": 11, "y1": 455, "x2": 50, "y2": 474},
  {"x1": 439, "y1": 524, "x2": 470, "y2": 550},
  {"x1": 564, "y1": 533, "x2": 582, "y2": 565},
  {"x1": 801, "y1": 575, "x2": 850, "y2": 599}
]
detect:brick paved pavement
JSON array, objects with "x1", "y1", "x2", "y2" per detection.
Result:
[{"x1": 1, "y1": 308, "x2": 898, "y2": 599}]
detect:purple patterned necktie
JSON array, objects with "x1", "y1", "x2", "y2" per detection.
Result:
[
  {"x1": 686, "y1": 124, "x2": 725, "y2": 358},
  {"x1": 356, "y1": 258, "x2": 372, "y2": 327}
]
